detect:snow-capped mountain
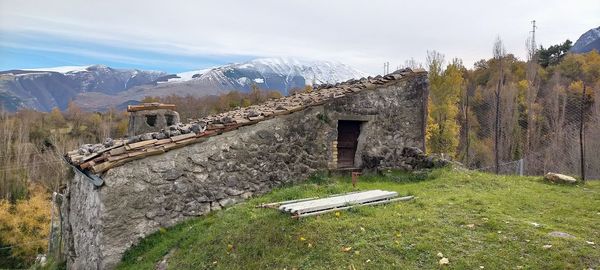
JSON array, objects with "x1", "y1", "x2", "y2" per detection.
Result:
[
  {"x1": 0, "y1": 58, "x2": 367, "y2": 112},
  {"x1": 571, "y1": 26, "x2": 600, "y2": 53},
  {"x1": 75, "y1": 57, "x2": 367, "y2": 111},
  {"x1": 0, "y1": 65, "x2": 168, "y2": 111},
  {"x1": 168, "y1": 57, "x2": 367, "y2": 90},
  {"x1": 22, "y1": 65, "x2": 92, "y2": 73}
]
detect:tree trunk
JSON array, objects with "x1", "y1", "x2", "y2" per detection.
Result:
[{"x1": 495, "y1": 62, "x2": 503, "y2": 174}]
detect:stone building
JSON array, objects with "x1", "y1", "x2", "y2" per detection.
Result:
[
  {"x1": 126, "y1": 103, "x2": 180, "y2": 136},
  {"x1": 60, "y1": 69, "x2": 429, "y2": 269}
]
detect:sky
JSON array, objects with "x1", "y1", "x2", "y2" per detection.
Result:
[{"x1": 0, "y1": 0, "x2": 598, "y2": 74}]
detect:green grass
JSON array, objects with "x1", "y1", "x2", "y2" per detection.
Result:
[{"x1": 118, "y1": 168, "x2": 600, "y2": 270}]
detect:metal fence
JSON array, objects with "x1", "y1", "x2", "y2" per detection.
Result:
[{"x1": 457, "y1": 82, "x2": 599, "y2": 180}]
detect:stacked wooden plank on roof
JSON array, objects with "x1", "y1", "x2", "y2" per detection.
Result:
[{"x1": 127, "y1": 103, "x2": 176, "y2": 112}]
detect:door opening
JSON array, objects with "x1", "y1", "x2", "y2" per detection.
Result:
[{"x1": 337, "y1": 120, "x2": 362, "y2": 168}]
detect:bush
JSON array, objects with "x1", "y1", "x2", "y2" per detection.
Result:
[{"x1": 0, "y1": 185, "x2": 51, "y2": 267}]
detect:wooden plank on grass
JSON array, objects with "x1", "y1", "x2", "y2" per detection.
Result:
[
  {"x1": 279, "y1": 190, "x2": 385, "y2": 212},
  {"x1": 294, "y1": 196, "x2": 414, "y2": 218},
  {"x1": 280, "y1": 190, "x2": 398, "y2": 214}
]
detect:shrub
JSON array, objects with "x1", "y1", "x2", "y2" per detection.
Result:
[{"x1": 0, "y1": 185, "x2": 51, "y2": 266}]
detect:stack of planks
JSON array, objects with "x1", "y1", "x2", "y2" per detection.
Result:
[
  {"x1": 127, "y1": 103, "x2": 176, "y2": 112},
  {"x1": 262, "y1": 190, "x2": 414, "y2": 218},
  {"x1": 66, "y1": 132, "x2": 213, "y2": 174}
]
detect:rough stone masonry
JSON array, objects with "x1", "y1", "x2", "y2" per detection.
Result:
[{"x1": 59, "y1": 69, "x2": 429, "y2": 269}]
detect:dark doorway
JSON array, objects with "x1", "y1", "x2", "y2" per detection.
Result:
[{"x1": 337, "y1": 120, "x2": 362, "y2": 168}]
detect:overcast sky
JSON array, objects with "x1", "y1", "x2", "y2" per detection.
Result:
[{"x1": 0, "y1": 0, "x2": 598, "y2": 74}]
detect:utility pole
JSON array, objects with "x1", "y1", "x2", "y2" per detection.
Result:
[
  {"x1": 525, "y1": 19, "x2": 538, "y2": 164},
  {"x1": 530, "y1": 20, "x2": 537, "y2": 57}
]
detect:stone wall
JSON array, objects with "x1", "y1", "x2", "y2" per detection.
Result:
[
  {"x1": 128, "y1": 108, "x2": 180, "y2": 136},
  {"x1": 60, "y1": 74, "x2": 428, "y2": 269}
]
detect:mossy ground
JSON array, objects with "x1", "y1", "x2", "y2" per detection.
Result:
[{"x1": 118, "y1": 169, "x2": 599, "y2": 270}]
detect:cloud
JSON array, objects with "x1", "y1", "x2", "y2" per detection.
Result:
[{"x1": 1, "y1": 0, "x2": 599, "y2": 73}]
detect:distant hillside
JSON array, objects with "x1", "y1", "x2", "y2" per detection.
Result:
[
  {"x1": 0, "y1": 58, "x2": 367, "y2": 112},
  {"x1": 571, "y1": 26, "x2": 600, "y2": 53},
  {"x1": 0, "y1": 65, "x2": 167, "y2": 112},
  {"x1": 74, "y1": 58, "x2": 367, "y2": 111}
]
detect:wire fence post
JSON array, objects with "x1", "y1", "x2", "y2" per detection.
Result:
[
  {"x1": 465, "y1": 90, "x2": 470, "y2": 168},
  {"x1": 580, "y1": 83, "x2": 586, "y2": 183},
  {"x1": 494, "y1": 86, "x2": 501, "y2": 174},
  {"x1": 518, "y1": 159, "x2": 524, "y2": 176}
]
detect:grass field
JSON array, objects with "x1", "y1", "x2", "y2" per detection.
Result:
[{"x1": 118, "y1": 168, "x2": 600, "y2": 270}]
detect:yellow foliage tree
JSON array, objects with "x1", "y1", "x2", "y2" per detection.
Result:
[
  {"x1": 426, "y1": 53, "x2": 464, "y2": 156},
  {"x1": 0, "y1": 185, "x2": 50, "y2": 263},
  {"x1": 48, "y1": 107, "x2": 66, "y2": 127}
]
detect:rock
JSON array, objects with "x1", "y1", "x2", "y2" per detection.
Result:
[
  {"x1": 247, "y1": 110, "x2": 260, "y2": 117},
  {"x1": 401, "y1": 147, "x2": 451, "y2": 170},
  {"x1": 178, "y1": 124, "x2": 192, "y2": 134},
  {"x1": 127, "y1": 135, "x2": 141, "y2": 144},
  {"x1": 190, "y1": 123, "x2": 204, "y2": 133},
  {"x1": 548, "y1": 231, "x2": 575, "y2": 238},
  {"x1": 220, "y1": 116, "x2": 233, "y2": 124},
  {"x1": 163, "y1": 168, "x2": 184, "y2": 181},
  {"x1": 153, "y1": 132, "x2": 167, "y2": 140},
  {"x1": 402, "y1": 147, "x2": 424, "y2": 157},
  {"x1": 362, "y1": 154, "x2": 383, "y2": 169},
  {"x1": 544, "y1": 172, "x2": 578, "y2": 184},
  {"x1": 140, "y1": 133, "x2": 154, "y2": 141},
  {"x1": 219, "y1": 197, "x2": 237, "y2": 207},
  {"x1": 439, "y1": 257, "x2": 449, "y2": 265},
  {"x1": 103, "y1": 138, "x2": 114, "y2": 147},
  {"x1": 91, "y1": 144, "x2": 104, "y2": 153},
  {"x1": 225, "y1": 188, "x2": 244, "y2": 196}
]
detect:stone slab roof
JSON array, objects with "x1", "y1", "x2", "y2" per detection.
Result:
[{"x1": 65, "y1": 69, "x2": 426, "y2": 174}]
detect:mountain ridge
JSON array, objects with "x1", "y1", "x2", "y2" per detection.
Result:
[
  {"x1": 571, "y1": 26, "x2": 600, "y2": 53},
  {"x1": 0, "y1": 58, "x2": 367, "y2": 112}
]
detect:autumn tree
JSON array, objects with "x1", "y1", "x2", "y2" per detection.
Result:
[
  {"x1": 426, "y1": 51, "x2": 464, "y2": 157},
  {"x1": 0, "y1": 185, "x2": 50, "y2": 266}
]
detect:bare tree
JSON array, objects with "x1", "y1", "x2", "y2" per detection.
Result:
[{"x1": 404, "y1": 58, "x2": 423, "y2": 70}]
